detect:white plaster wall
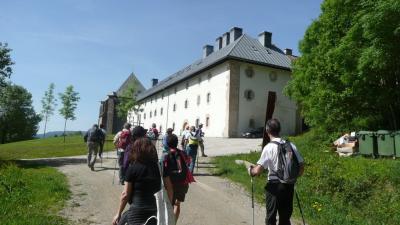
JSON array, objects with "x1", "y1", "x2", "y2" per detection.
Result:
[
  {"x1": 237, "y1": 62, "x2": 298, "y2": 136},
  {"x1": 132, "y1": 62, "x2": 230, "y2": 137}
]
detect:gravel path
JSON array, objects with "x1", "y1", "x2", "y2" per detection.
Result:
[{"x1": 24, "y1": 138, "x2": 303, "y2": 225}]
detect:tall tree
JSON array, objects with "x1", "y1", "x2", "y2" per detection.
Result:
[
  {"x1": 0, "y1": 83, "x2": 41, "y2": 143},
  {"x1": 117, "y1": 81, "x2": 137, "y2": 119},
  {"x1": 285, "y1": 0, "x2": 400, "y2": 133},
  {"x1": 41, "y1": 83, "x2": 57, "y2": 138},
  {"x1": 0, "y1": 42, "x2": 13, "y2": 88},
  {"x1": 59, "y1": 85, "x2": 80, "y2": 143}
]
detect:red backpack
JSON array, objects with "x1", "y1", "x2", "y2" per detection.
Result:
[{"x1": 117, "y1": 130, "x2": 131, "y2": 149}]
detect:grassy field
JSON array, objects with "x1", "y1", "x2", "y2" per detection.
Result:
[
  {"x1": 213, "y1": 130, "x2": 400, "y2": 225},
  {"x1": 0, "y1": 135, "x2": 115, "y2": 160},
  {"x1": 0, "y1": 161, "x2": 70, "y2": 225}
]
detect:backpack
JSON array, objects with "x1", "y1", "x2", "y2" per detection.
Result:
[
  {"x1": 164, "y1": 150, "x2": 193, "y2": 183},
  {"x1": 188, "y1": 132, "x2": 199, "y2": 145},
  {"x1": 270, "y1": 140, "x2": 300, "y2": 184},
  {"x1": 147, "y1": 128, "x2": 158, "y2": 140},
  {"x1": 88, "y1": 128, "x2": 104, "y2": 143},
  {"x1": 117, "y1": 130, "x2": 132, "y2": 149}
]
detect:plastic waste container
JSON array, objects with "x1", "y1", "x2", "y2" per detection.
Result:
[
  {"x1": 357, "y1": 131, "x2": 376, "y2": 157},
  {"x1": 394, "y1": 131, "x2": 400, "y2": 158},
  {"x1": 376, "y1": 130, "x2": 395, "y2": 157}
]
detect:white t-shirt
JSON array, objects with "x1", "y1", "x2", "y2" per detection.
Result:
[{"x1": 257, "y1": 137, "x2": 304, "y2": 181}]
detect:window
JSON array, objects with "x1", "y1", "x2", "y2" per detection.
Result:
[
  {"x1": 195, "y1": 118, "x2": 200, "y2": 128},
  {"x1": 198, "y1": 76, "x2": 202, "y2": 84},
  {"x1": 174, "y1": 87, "x2": 177, "y2": 94},
  {"x1": 154, "y1": 109, "x2": 157, "y2": 117},
  {"x1": 206, "y1": 116, "x2": 210, "y2": 127},
  {"x1": 244, "y1": 90, "x2": 255, "y2": 101},
  {"x1": 184, "y1": 100, "x2": 188, "y2": 109},
  {"x1": 173, "y1": 103, "x2": 177, "y2": 112},
  {"x1": 197, "y1": 95, "x2": 201, "y2": 106},
  {"x1": 159, "y1": 125, "x2": 162, "y2": 133},
  {"x1": 162, "y1": 93, "x2": 164, "y2": 99},
  {"x1": 207, "y1": 92, "x2": 211, "y2": 103},
  {"x1": 172, "y1": 122, "x2": 175, "y2": 131},
  {"x1": 160, "y1": 107, "x2": 163, "y2": 115},
  {"x1": 186, "y1": 82, "x2": 189, "y2": 90},
  {"x1": 249, "y1": 119, "x2": 255, "y2": 128},
  {"x1": 207, "y1": 72, "x2": 212, "y2": 81},
  {"x1": 245, "y1": 66, "x2": 254, "y2": 78},
  {"x1": 144, "y1": 113, "x2": 146, "y2": 119},
  {"x1": 150, "y1": 111, "x2": 152, "y2": 118}
]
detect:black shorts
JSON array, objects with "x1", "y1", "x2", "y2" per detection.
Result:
[{"x1": 173, "y1": 183, "x2": 189, "y2": 204}]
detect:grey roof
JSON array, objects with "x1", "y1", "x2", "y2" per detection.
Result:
[
  {"x1": 137, "y1": 34, "x2": 293, "y2": 101},
  {"x1": 117, "y1": 73, "x2": 146, "y2": 97}
]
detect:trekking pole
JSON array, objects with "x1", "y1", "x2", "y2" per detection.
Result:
[
  {"x1": 251, "y1": 176, "x2": 255, "y2": 225},
  {"x1": 196, "y1": 150, "x2": 199, "y2": 172},
  {"x1": 295, "y1": 190, "x2": 306, "y2": 225},
  {"x1": 112, "y1": 150, "x2": 118, "y2": 185}
]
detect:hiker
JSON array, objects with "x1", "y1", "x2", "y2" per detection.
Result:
[
  {"x1": 84, "y1": 124, "x2": 105, "y2": 171},
  {"x1": 98, "y1": 124, "x2": 107, "y2": 158},
  {"x1": 248, "y1": 118, "x2": 305, "y2": 225},
  {"x1": 163, "y1": 134, "x2": 195, "y2": 222},
  {"x1": 185, "y1": 126, "x2": 200, "y2": 173},
  {"x1": 147, "y1": 123, "x2": 159, "y2": 147},
  {"x1": 113, "y1": 123, "x2": 132, "y2": 185},
  {"x1": 112, "y1": 138, "x2": 165, "y2": 225},
  {"x1": 161, "y1": 128, "x2": 174, "y2": 162},
  {"x1": 180, "y1": 125, "x2": 190, "y2": 150},
  {"x1": 196, "y1": 123, "x2": 207, "y2": 157}
]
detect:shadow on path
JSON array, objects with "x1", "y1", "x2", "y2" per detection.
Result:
[{"x1": 16, "y1": 157, "x2": 87, "y2": 169}]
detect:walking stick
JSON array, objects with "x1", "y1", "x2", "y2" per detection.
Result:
[
  {"x1": 112, "y1": 150, "x2": 118, "y2": 185},
  {"x1": 251, "y1": 176, "x2": 255, "y2": 225},
  {"x1": 295, "y1": 190, "x2": 306, "y2": 225},
  {"x1": 196, "y1": 149, "x2": 199, "y2": 172}
]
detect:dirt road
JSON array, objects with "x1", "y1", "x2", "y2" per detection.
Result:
[{"x1": 36, "y1": 154, "x2": 264, "y2": 225}]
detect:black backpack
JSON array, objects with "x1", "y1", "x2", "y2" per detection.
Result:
[
  {"x1": 270, "y1": 140, "x2": 301, "y2": 184},
  {"x1": 88, "y1": 128, "x2": 104, "y2": 143},
  {"x1": 166, "y1": 150, "x2": 188, "y2": 183}
]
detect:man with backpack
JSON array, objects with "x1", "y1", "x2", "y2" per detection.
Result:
[
  {"x1": 84, "y1": 124, "x2": 105, "y2": 171},
  {"x1": 196, "y1": 123, "x2": 207, "y2": 157},
  {"x1": 248, "y1": 118, "x2": 304, "y2": 225},
  {"x1": 163, "y1": 134, "x2": 195, "y2": 223},
  {"x1": 147, "y1": 123, "x2": 159, "y2": 147},
  {"x1": 113, "y1": 123, "x2": 132, "y2": 185}
]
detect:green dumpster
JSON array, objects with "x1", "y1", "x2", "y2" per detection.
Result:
[
  {"x1": 394, "y1": 131, "x2": 400, "y2": 158},
  {"x1": 357, "y1": 131, "x2": 376, "y2": 156},
  {"x1": 376, "y1": 130, "x2": 395, "y2": 157}
]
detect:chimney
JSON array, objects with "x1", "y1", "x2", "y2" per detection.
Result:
[
  {"x1": 258, "y1": 31, "x2": 272, "y2": 47},
  {"x1": 230, "y1": 27, "x2": 243, "y2": 42},
  {"x1": 215, "y1": 36, "x2": 222, "y2": 50},
  {"x1": 284, "y1": 48, "x2": 293, "y2": 55},
  {"x1": 222, "y1": 32, "x2": 230, "y2": 47},
  {"x1": 203, "y1": 45, "x2": 214, "y2": 58},
  {"x1": 151, "y1": 78, "x2": 158, "y2": 87}
]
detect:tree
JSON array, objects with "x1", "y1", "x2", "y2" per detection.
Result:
[
  {"x1": 285, "y1": 0, "x2": 400, "y2": 133},
  {"x1": 0, "y1": 43, "x2": 13, "y2": 88},
  {"x1": 0, "y1": 83, "x2": 41, "y2": 144},
  {"x1": 41, "y1": 83, "x2": 57, "y2": 138},
  {"x1": 59, "y1": 85, "x2": 80, "y2": 143},
  {"x1": 117, "y1": 81, "x2": 137, "y2": 119}
]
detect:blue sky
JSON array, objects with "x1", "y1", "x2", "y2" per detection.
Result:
[{"x1": 1, "y1": 0, "x2": 323, "y2": 132}]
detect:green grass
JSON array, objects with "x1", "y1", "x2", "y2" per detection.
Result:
[
  {"x1": 213, "y1": 130, "x2": 400, "y2": 225},
  {"x1": 0, "y1": 161, "x2": 70, "y2": 225},
  {"x1": 0, "y1": 135, "x2": 115, "y2": 160}
]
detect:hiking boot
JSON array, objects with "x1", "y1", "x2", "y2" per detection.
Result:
[
  {"x1": 120, "y1": 180, "x2": 125, "y2": 185},
  {"x1": 202, "y1": 154, "x2": 208, "y2": 157},
  {"x1": 90, "y1": 166, "x2": 94, "y2": 171}
]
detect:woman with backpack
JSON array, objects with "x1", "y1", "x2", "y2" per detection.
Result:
[
  {"x1": 112, "y1": 137, "x2": 169, "y2": 225},
  {"x1": 163, "y1": 134, "x2": 195, "y2": 222}
]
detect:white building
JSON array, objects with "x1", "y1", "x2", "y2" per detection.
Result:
[{"x1": 129, "y1": 27, "x2": 302, "y2": 137}]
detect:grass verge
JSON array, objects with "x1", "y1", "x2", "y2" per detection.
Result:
[
  {"x1": 0, "y1": 135, "x2": 115, "y2": 160},
  {"x1": 0, "y1": 161, "x2": 70, "y2": 225},
  {"x1": 213, "y1": 130, "x2": 400, "y2": 225}
]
